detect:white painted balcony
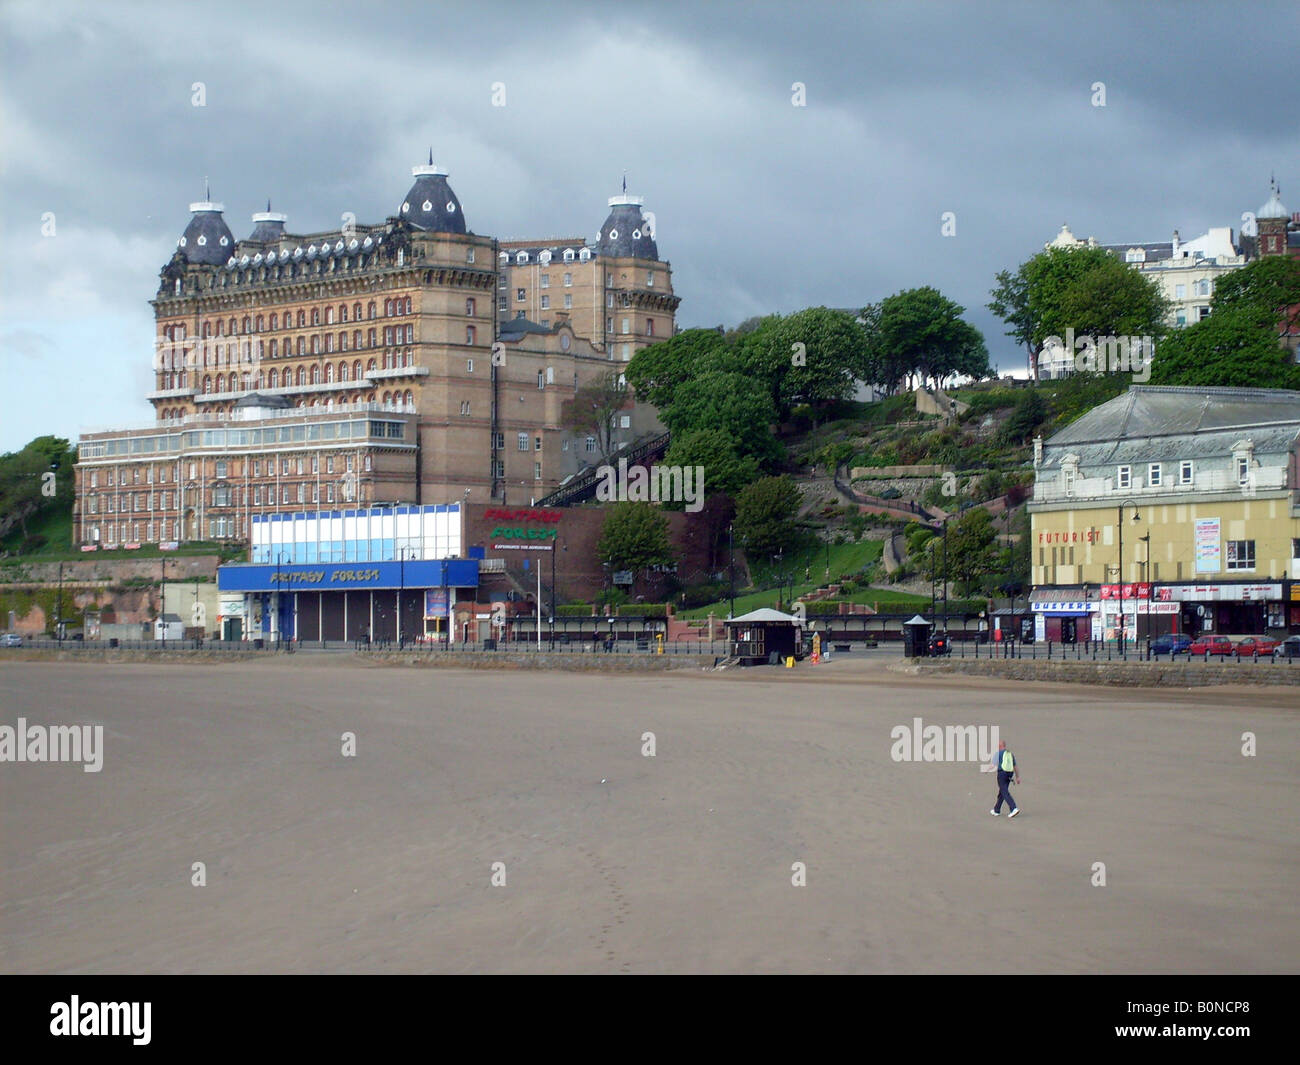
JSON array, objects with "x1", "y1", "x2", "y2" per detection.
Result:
[
  {"x1": 365, "y1": 366, "x2": 430, "y2": 381},
  {"x1": 1034, "y1": 466, "x2": 1290, "y2": 503}
]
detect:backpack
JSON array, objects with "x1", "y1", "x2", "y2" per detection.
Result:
[{"x1": 1000, "y1": 750, "x2": 1015, "y2": 774}]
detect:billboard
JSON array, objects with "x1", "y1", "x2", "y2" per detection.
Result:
[{"x1": 1194, "y1": 518, "x2": 1220, "y2": 573}]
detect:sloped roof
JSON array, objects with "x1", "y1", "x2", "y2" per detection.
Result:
[{"x1": 729, "y1": 608, "x2": 801, "y2": 624}]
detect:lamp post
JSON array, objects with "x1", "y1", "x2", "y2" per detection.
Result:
[
  {"x1": 274, "y1": 551, "x2": 286, "y2": 650},
  {"x1": 728, "y1": 524, "x2": 736, "y2": 620},
  {"x1": 941, "y1": 517, "x2": 949, "y2": 636},
  {"x1": 160, "y1": 557, "x2": 167, "y2": 649},
  {"x1": 397, "y1": 546, "x2": 414, "y2": 649},
  {"x1": 548, "y1": 537, "x2": 563, "y2": 651},
  {"x1": 1138, "y1": 532, "x2": 1151, "y2": 648},
  {"x1": 1116, "y1": 499, "x2": 1141, "y2": 655},
  {"x1": 57, "y1": 561, "x2": 64, "y2": 646}
]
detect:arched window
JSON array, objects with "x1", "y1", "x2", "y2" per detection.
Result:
[
  {"x1": 383, "y1": 391, "x2": 392, "y2": 408},
  {"x1": 297, "y1": 310, "x2": 306, "y2": 327},
  {"x1": 367, "y1": 301, "x2": 376, "y2": 319},
  {"x1": 404, "y1": 389, "x2": 414, "y2": 410},
  {"x1": 228, "y1": 372, "x2": 236, "y2": 391},
  {"x1": 296, "y1": 337, "x2": 305, "y2": 355},
  {"x1": 466, "y1": 297, "x2": 476, "y2": 316},
  {"x1": 257, "y1": 370, "x2": 265, "y2": 389},
  {"x1": 339, "y1": 332, "x2": 347, "y2": 351},
  {"x1": 310, "y1": 365, "x2": 319, "y2": 384},
  {"x1": 269, "y1": 369, "x2": 279, "y2": 387},
  {"x1": 296, "y1": 367, "x2": 305, "y2": 386},
  {"x1": 325, "y1": 363, "x2": 334, "y2": 383},
  {"x1": 353, "y1": 330, "x2": 361, "y2": 350},
  {"x1": 353, "y1": 302, "x2": 362, "y2": 321},
  {"x1": 269, "y1": 313, "x2": 278, "y2": 330},
  {"x1": 353, "y1": 360, "x2": 362, "y2": 380},
  {"x1": 311, "y1": 307, "x2": 320, "y2": 326},
  {"x1": 202, "y1": 322, "x2": 212, "y2": 338},
  {"x1": 215, "y1": 375, "x2": 224, "y2": 393},
  {"x1": 404, "y1": 297, "x2": 412, "y2": 314},
  {"x1": 339, "y1": 361, "x2": 349, "y2": 382},
  {"x1": 367, "y1": 328, "x2": 376, "y2": 348},
  {"x1": 325, "y1": 334, "x2": 334, "y2": 353},
  {"x1": 366, "y1": 359, "x2": 376, "y2": 373},
  {"x1": 311, "y1": 336, "x2": 319, "y2": 354},
  {"x1": 255, "y1": 315, "x2": 264, "y2": 331},
  {"x1": 339, "y1": 304, "x2": 347, "y2": 323},
  {"x1": 325, "y1": 307, "x2": 334, "y2": 325},
  {"x1": 269, "y1": 339, "x2": 278, "y2": 357}
]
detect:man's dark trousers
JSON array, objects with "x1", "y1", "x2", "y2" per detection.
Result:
[{"x1": 994, "y1": 770, "x2": 1018, "y2": 814}]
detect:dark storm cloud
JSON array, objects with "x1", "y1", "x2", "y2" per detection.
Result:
[{"x1": 1, "y1": 0, "x2": 1296, "y2": 450}]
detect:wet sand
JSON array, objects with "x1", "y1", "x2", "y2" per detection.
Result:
[{"x1": 1, "y1": 657, "x2": 1296, "y2": 973}]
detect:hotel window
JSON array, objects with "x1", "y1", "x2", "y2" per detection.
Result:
[
  {"x1": 253, "y1": 486, "x2": 261, "y2": 505},
  {"x1": 282, "y1": 458, "x2": 291, "y2": 475},
  {"x1": 535, "y1": 462, "x2": 542, "y2": 480},
  {"x1": 621, "y1": 318, "x2": 630, "y2": 334},
  {"x1": 535, "y1": 436, "x2": 542, "y2": 452},
  {"x1": 1116, "y1": 465, "x2": 1131, "y2": 489},
  {"x1": 1179, "y1": 460, "x2": 1193, "y2": 485},
  {"x1": 1148, "y1": 463, "x2": 1161, "y2": 487},
  {"x1": 498, "y1": 297, "x2": 507, "y2": 312},
  {"x1": 466, "y1": 247, "x2": 475, "y2": 264},
  {"x1": 585, "y1": 436, "x2": 596, "y2": 452},
  {"x1": 563, "y1": 272, "x2": 572, "y2": 286},
  {"x1": 188, "y1": 462, "x2": 196, "y2": 479},
  {"x1": 646, "y1": 318, "x2": 654, "y2": 336},
  {"x1": 147, "y1": 467, "x2": 154, "y2": 484},
  {"x1": 622, "y1": 344, "x2": 631, "y2": 361},
  {"x1": 405, "y1": 325, "x2": 413, "y2": 343},
  {"x1": 1175, "y1": 284, "x2": 1186, "y2": 300},
  {"x1": 253, "y1": 459, "x2": 261, "y2": 476},
  {"x1": 297, "y1": 484, "x2": 305, "y2": 503},
  {"x1": 518, "y1": 432, "x2": 529, "y2": 451},
  {"x1": 647, "y1": 271, "x2": 655, "y2": 287},
  {"x1": 466, "y1": 298, "x2": 476, "y2": 316},
  {"x1": 90, "y1": 471, "x2": 97, "y2": 488},
  {"x1": 311, "y1": 308, "x2": 320, "y2": 326},
  {"x1": 1236, "y1": 457, "x2": 1250, "y2": 483},
  {"x1": 368, "y1": 301, "x2": 376, "y2": 319},
  {"x1": 133, "y1": 468, "x2": 140, "y2": 484},
  {"x1": 540, "y1": 295, "x2": 549, "y2": 310},
  {"x1": 346, "y1": 455, "x2": 354, "y2": 472},
  {"x1": 606, "y1": 317, "x2": 613, "y2": 333},
  {"x1": 327, "y1": 484, "x2": 335, "y2": 503},
  {"x1": 89, "y1": 496, "x2": 97, "y2": 514},
  {"x1": 517, "y1": 288, "x2": 526, "y2": 302},
  {"x1": 540, "y1": 275, "x2": 549, "y2": 289},
  {"x1": 498, "y1": 272, "x2": 507, "y2": 289},
  {"x1": 368, "y1": 329, "x2": 376, "y2": 347},
  {"x1": 564, "y1": 294, "x2": 572, "y2": 309},
  {"x1": 606, "y1": 292, "x2": 614, "y2": 308},
  {"x1": 537, "y1": 371, "x2": 545, "y2": 389},
  {"x1": 461, "y1": 401, "x2": 471, "y2": 416},
  {"x1": 1225, "y1": 540, "x2": 1255, "y2": 571},
  {"x1": 311, "y1": 485, "x2": 319, "y2": 503},
  {"x1": 296, "y1": 457, "x2": 304, "y2": 475},
  {"x1": 215, "y1": 460, "x2": 227, "y2": 478},
  {"x1": 281, "y1": 486, "x2": 289, "y2": 504},
  {"x1": 492, "y1": 460, "x2": 505, "y2": 478},
  {"x1": 467, "y1": 326, "x2": 476, "y2": 344}
]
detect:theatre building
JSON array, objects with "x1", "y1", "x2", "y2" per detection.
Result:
[
  {"x1": 217, "y1": 505, "x2": 479, "y2": 643},
  {"x1": 1029, "y1": 385, "x2": 1300, "y2": 641}
]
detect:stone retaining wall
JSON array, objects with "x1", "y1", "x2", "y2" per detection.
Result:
[
  {"x1": 898, "y1": 657, "x2": 1300, "y2": 688},
  {"x1": 359, "y1": 651, "x2": 717, "y2": 671}
]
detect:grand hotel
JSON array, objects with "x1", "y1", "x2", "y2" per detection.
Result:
[{"x1": 73, "y1": 159, "x2": 678, "y2": 547}]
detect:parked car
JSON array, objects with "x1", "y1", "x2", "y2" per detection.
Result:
[
  {"x1": 1, "y1": 633, "x2": 23, "y2": 647},
  {"x1": 1150, "y1": 633, "x2": 1193, "y2": 656},
  {"x1": 1234, "y1": 636, "x2": 1282, "y2": 658},
  {"x1": 927, "y1": 633, "x2": 951, "y2": 656},
  {"x1": 1187, "y1": 635, "x2": 1234, "y2": 656},
  {"x1": 1278, "y1": 635, "x2": 1300, "y2": 659}
]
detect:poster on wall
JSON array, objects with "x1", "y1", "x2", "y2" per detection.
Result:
[
  {"x1": 424, "y1": 589, "x2": 449, "y2": 619},
  {"x1": 1194, "y1": 518, "x2": 1220, "y2": 573}
]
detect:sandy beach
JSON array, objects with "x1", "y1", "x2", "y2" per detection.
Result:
[{"x1": 1, "y1": 656, "x2": 1297, "y2": 973}]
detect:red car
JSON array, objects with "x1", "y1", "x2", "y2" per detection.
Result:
[
  {"x1": 1187, "y1": 635, "x2": 1234, "y2": 656},
  {"x1": 1234, "y1": 637, "x2": 1281, "y2": 657}
]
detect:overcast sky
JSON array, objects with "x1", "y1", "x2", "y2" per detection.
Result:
[{"x1": 1, "y1": 0, "x2": 1296, "y2": 453}]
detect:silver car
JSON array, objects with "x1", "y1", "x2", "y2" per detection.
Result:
[{"x1": 1, "y1": 633, "x2": 23, "y2": 647}]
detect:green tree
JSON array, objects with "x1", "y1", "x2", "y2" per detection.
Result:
[
  {"x1": 596, "y1": 502, "x2": 674, "y2": 582},
  {"x1": 1211, "y1": 256, "x2": 1300, "y2": 342},
  {"x1": 661, "y1": 371, "x2": 782, "y2": 469},
  {"x1": 734, "y1": 475, "x2": 802, "y2": 559},
  {"x1": 998, "y1": 389, "x2": 1048, "y2": 446},
  {"x1": 1147, "y1": 304, "x2": 1300, "y2": 389},
  {"x1": 923, "y1": 508, "x2": 999, "y2": 596},
  {"x1": 0, "y1": 436, "x2": 74, "y2": 543},
  {"x1": 863, "y1": 287, "x2": 990, "y2": 392},
  {"x1": 663, "y1": 427, "x2": 761, "y2": 499},
  {"x1": 990, "y1": 246, "x2": 1169, "y2": 379},
  {"x1": 624, "y1": 328, "x2": 731, "y2": 411},
  {"x1": 733, "y1": 308, "x2": 866, "y2": 422}
]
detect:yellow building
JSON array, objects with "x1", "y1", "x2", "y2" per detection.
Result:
[{"x1": 1028, "y1": 386, "x2": 1300, "y2": 640}]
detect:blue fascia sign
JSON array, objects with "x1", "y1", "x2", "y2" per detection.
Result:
[{"x1": 218, "y1": 559, "x2": 479, "y2": 593}]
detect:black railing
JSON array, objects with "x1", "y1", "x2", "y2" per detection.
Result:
[
  {"x1": 537, "y1": 431, "x2": 672, "y2": 508},
  {"x1": 833, "y1": 466, "x2": 937, "y2": 523}
]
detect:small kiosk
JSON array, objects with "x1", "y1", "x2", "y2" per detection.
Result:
[{"x1": 726, "y1": 608, "x2": 806, "y2": 665}]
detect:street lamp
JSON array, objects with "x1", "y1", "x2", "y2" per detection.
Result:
[
  {"x1": 728, "y1": 524, "x2": 736, "y2": 620},
  {"x1": 1116, "y1": 499, "x2": 1141, "y2": 655},
  {"x1": 57, "y1": 561, "x2": 64, "y2": 646},
  {"x1": 548, "y1": 537, "x2": 564, "y2": 651},
  {"x1": 397, "y1": 546, "x2": 417, "y2": 648}
]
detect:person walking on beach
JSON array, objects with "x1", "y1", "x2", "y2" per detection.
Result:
[{"x1": 990, "y1": 739, "x2": 1021, "y2": 818}]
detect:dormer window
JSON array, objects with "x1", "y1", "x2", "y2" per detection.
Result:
[
  {"x1": 579, "y1": 248, "x2": 591, "y2": 262},
  {"x1": 1116, "y1": 465, "x2": 1131, "y2": 490},
  {"x1": 516, "y1": 251, "x2": 529, "y2": 264},
  {"x1": 1125, "y1": 248, "x2": 1146, "y2": 263},
  {"x1": 563, "y1": 248, "x2": 575, "y2": 262}
]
